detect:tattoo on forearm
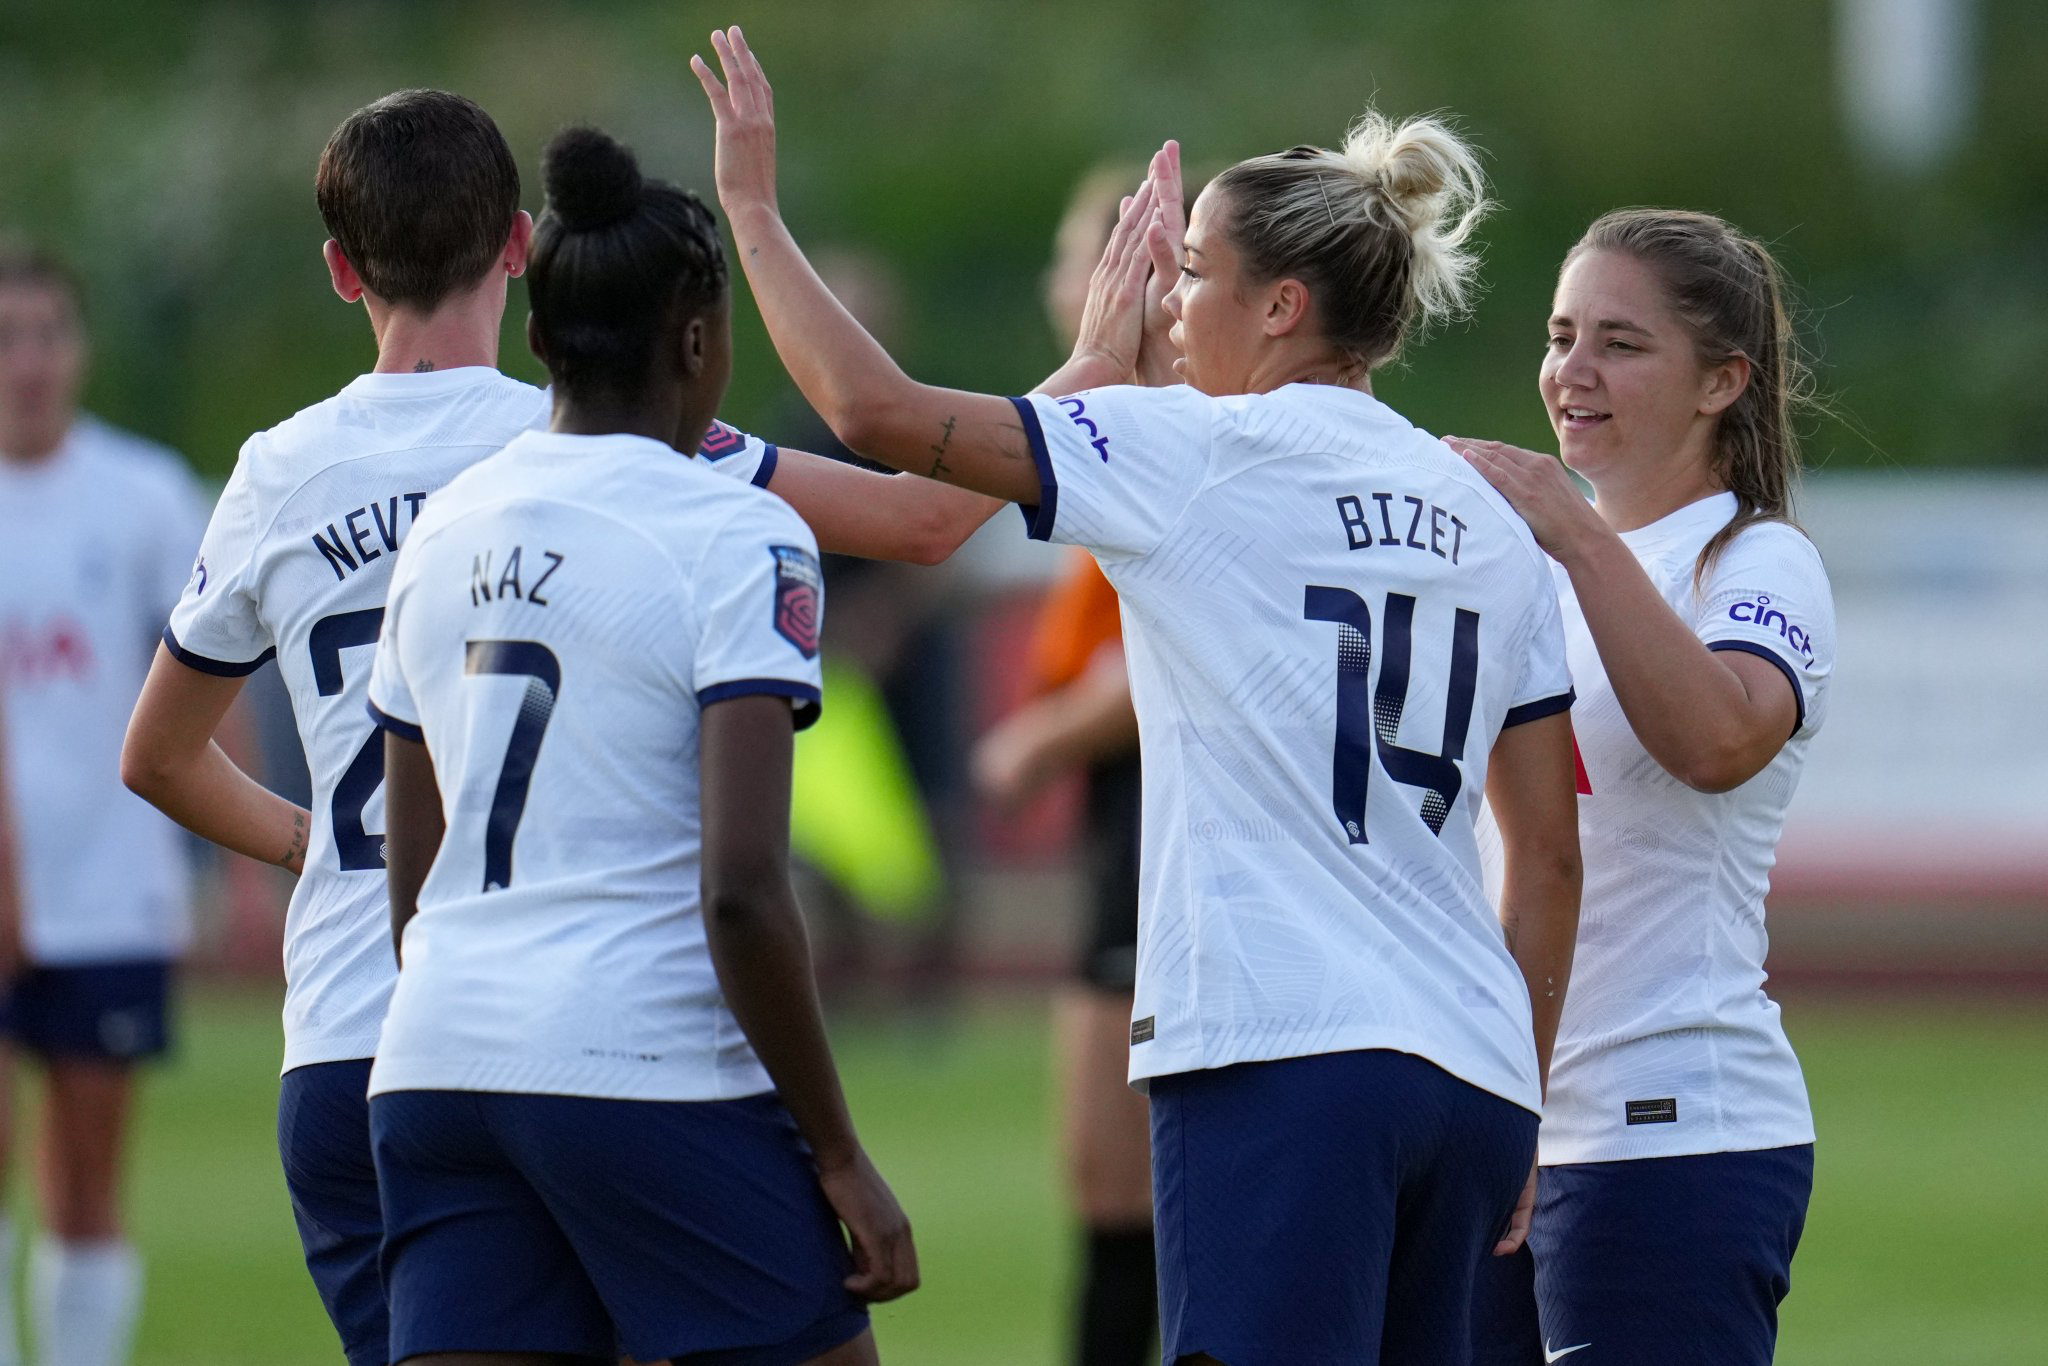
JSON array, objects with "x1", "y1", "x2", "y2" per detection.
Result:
[
  {"x1": 280, "y1": 809, "x2": 309, "y2": 873},
  {"x1": 926, "y1": 415, "x2": 958, "y2": 479}
]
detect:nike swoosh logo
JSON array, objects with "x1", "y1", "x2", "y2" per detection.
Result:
[{"x1": 1544, "y1": 1345, "x2": 1591, "y2": 1363}]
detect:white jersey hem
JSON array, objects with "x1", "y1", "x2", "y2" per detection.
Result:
[
  {"x1": 1132, "y1": 1026, "x2": 1541, "y2": 1117},
  {"x1": 1539, "y1": 1119, "x2": 1817, "y2": 1167},
  {"x1": 280, "y1": 1031, "x2": 386, "y2": 1077},
  {"x1": 367, "y1": 1055, "x2": 776, "y2": 1103}
]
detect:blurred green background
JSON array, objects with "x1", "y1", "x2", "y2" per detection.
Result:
[
  {"x1": 4, "y1": 0, "x2": 2046, "y2": 478},
  {"x1": 100, "y1": 991, "x2": 2048, "y2": 1365}
]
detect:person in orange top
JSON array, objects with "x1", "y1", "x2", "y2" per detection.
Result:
[{"x1": 973, "y1": 166, "x2": 1155, "y2": 1366}]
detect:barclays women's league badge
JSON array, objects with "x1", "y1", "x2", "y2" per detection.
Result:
[{"x1": 769, "y1": 544, "x2": 822, "y2": 659}]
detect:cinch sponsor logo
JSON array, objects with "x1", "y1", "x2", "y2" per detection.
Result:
[
  {"x1": 1057, "y1": 396, "x2": 1112, "y2": 462},
  {"x1": 1728, "y1": 594, "x2": 1814, "y2": 661}
]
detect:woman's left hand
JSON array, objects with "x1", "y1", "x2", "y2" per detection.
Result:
[
  {"x1": 1446, "y1": 437, "x2": 1606, "y2": 563},
  {"x1": 692, "y1": 26, "x2": 779, "y2": 216}
]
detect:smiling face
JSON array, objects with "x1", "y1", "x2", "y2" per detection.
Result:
[
  {"x1": 1542, "y1": 248, "x2": 1738, "y2": 488},
  {"x1": 1163, "y1": 186, "x2": 1274, "y2": 397}
]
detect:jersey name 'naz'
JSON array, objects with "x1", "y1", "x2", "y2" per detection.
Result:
[
  {"x1": 469, "y1": 546, "x2": 566, "y2": 608},
  {"x1": 311, "y1": 491, "x2": 430, "y2": 581},
  {"x1": 1335, "y1": 491, "x2": 1469, "y2": 564}
]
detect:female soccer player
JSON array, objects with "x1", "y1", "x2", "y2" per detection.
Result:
[
  {"x1": 1456, "y1": 211, "x2": 1830, "y2": 1366},
  {"x1": 696, "y1": 28, "x2": 1582, "y2": 1364},
  {"x1": 364, "y1": 126, "x2": 914, "y2": 1366},
  {"x1": 0, "y1": 241, "x2": 213, "y2": 1366}
]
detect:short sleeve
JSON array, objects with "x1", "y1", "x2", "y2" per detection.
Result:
[
  {"x1": 364, "y1": 573, "x2": 422, "y2": 743},
  {"x1": 691, "y1": 500, "x2": 825, "y2": 730},
  {"x1": 692, "y1": 419, "x2": 779, "y2": 490},
  {"x1": 1693, "y1": 523, "x2": 1835, "y2": 737},
  {"x1": 1504, "y1": 564, "x2": 1576, "y2": 727},
  {"x1": 1010, "y1": 386, "x2": 1215, "y2": 559},
  {"x1": 162, "y1": 448, "x2": 276, "y2": 676}
]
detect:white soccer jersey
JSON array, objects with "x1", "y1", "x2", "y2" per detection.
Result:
[
  {"x1": 164, "y1": 366, "x2": 776, "y2": 1073},
  {"x1": 363, "y1": 429, "x2": 823, "y2": 1103},
  {"x1": 0, "y1": 417, "x2": 208, "y2": 963},
  {"x1": 1013, "y1": 383, "x2": 1574, "y2": 1113},
  {"x1": 1482, "y1": 492, "x2": 1831, "y2": 1164}
]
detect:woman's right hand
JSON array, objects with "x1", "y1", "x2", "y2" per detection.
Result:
[
  {"x1": 818, "y1": 1148, "x2": 921, "y2": 1301},
  {"x1": 1137, "y1": 140, "x2": 1187, "y2": 387},
  {"x1": 1068, "y1": 164, "x2": 1165, "y2": 385},
  {"x1": 691, "y1": 26, "x2": 780, "y2": 217}
]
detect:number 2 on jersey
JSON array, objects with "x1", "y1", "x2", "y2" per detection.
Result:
[
  {"x1": 309, "y1": 608, "x2": 388, "y2": 871},
  {"x1": 1303, "y1": 587, "x2": 1478, "y2": 844},
  {"x1": 465, "y1": 640, "x2": 561, "y2": 892}
]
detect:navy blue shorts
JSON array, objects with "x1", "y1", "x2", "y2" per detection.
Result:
[
  {"x1": 371, "y1": 1088, "x2": 869, "y2": 1365},
  {"x1": 0, "y1": 959, "x2": 173, "y2": 1060},
  {"x1": 1471, "y1": 1145, "x2": 1814, "y2": 1366},
  {"x1": 278, "y1": 1059, "x2": 388, "y2": 1366},
  {"x1": 1151, "y1": 1048, "x2": 1539, "y2": 1366}
]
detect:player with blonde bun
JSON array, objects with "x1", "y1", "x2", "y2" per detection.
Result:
[
  {"x1": 1458, "y1": 209, "x2": 1829, "y2": 1366},
  {"x1": 697, "y1": 28, "x2": 1583, "y2": 1364}
]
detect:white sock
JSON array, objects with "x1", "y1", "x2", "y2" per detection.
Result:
[
  {"x1": 0, "y1": 1215, "x2": 19, "y2": 1366},
  {"x1": 29, "y1": 1235, "x2": 141, "y2": 1366}
]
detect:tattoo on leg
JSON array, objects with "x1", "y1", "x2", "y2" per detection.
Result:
[{"x1": 927, "y1": 415, "x2": 958, "y2": 479}]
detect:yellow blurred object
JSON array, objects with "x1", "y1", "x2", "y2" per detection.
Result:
[{"x1": 790, "y1": 659, "x2": 944, "y2": 922}]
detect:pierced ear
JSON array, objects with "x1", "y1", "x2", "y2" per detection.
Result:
[
  {"x1": 1701, "y1": 352, "x2": 1752, "y2": 416},
  {"x1": 503, "y1": 211, "x2": 535, "y2": 280},
  {"x1": 323, "y1": 240, "x2": 365, "y2": 304},
  {"x1": 1265, "y1": 278, "x2": 1311, "y2": 338}
]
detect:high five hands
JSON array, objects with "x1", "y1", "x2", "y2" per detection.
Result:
[{"x1": 693, "y1": 26, "x2": 1190, "y2": 389}]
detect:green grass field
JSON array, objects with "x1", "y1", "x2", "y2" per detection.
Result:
[{"x1": 41, "y1": 989, "x2": 2043, "y2": 1364}]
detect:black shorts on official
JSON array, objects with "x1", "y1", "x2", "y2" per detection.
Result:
[
  {"x1": 1471, "y1": 1144, "x2": 1813, "y2": 1366},
  {"x1": 1075, "y1": 753, "x2": 1142, "y2": 992},
  {"x1": 1152, "y1": 1047, "x2": 1538, "y2": 1366},
  {"x1": 0, "y1": 959, "x2": 174, "y2": 1061},
  {"x1": 371, "y1": 1087, "x2": 868, "y2": 1365}
]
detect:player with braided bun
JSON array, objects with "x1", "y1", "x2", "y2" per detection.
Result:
[
  {"x1": 364, "y1": 123, "x2": 912, "y2": 1366},
  {"x1": 697, "y1": 27, "x2": 1583, "y2": 1365}
]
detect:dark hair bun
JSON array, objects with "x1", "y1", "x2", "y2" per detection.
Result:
[{"x1": 542, "y1": 126, "x2": 643, "y2": 232}]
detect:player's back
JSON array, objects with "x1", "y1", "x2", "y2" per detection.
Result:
[
  {"x1": 167, "y1": 367, "x2": 549, "y2": 1070},
  {"x1": 1017, "y1": 381, "x2": 1573, "y2": 1110},
  {"x1": 366, "y1": 429, "x2": 823, "y2": 1104}
]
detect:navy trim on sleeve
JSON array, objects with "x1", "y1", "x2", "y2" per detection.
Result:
[
  {"x1": 1706, "y1": 639, "x2": 1805, "y2": 736},
  {"x1": 365, "y1": 700, "x2": 425, "y2": 744},
  {"x1": 1503, "y1": 689, "x2": 1576, "y2": 728},
  {"x1": 1006, "y1": 396, "x2": 1059, "y2": 542},
  {"x1": 751, "y1": 444, "x2": 780, "y2": 489},
  {"x1": 696, "y1": 678, "x2": 824, "y2": 732},
  {"x1": 161, "y1": 625, "x2": 275, "y2": 678}
]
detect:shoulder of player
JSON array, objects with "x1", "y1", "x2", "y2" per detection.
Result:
[{"x1": 1718, "y1": 515, "x2": 1827, "y2": 575}]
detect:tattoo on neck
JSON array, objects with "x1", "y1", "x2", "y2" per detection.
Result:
[
  {"x1": 281, "y1": 809, "x2": 309, "y2": 874},
  {"x1": 927, "y1": 415, "x2": 958, "y2": 479},
  {"x1": 412, "y1": 359, "x2": 435, "y2": 373}
]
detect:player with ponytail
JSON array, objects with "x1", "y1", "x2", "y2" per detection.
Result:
[
  {"x1": 1454, "y1": 211, "x2": 1829, "y2": 1366},
  {"x1": 698, "y1": 28, "x2": 1582, "y2": 1364},
  {"x1": 365, "y1": 125, "x2": 913, "y2": 1366}
]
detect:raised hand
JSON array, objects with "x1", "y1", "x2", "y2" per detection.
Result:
[
  {"x1": 1069, "y1": 171, "x2": 1160, "y2": 384},
  {"x1": 691, "y1": 26, "x2": 778, "y2": 216},
  {"x1": 1137, "y1": 139, "x2": 1186, "y2": 387}
]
